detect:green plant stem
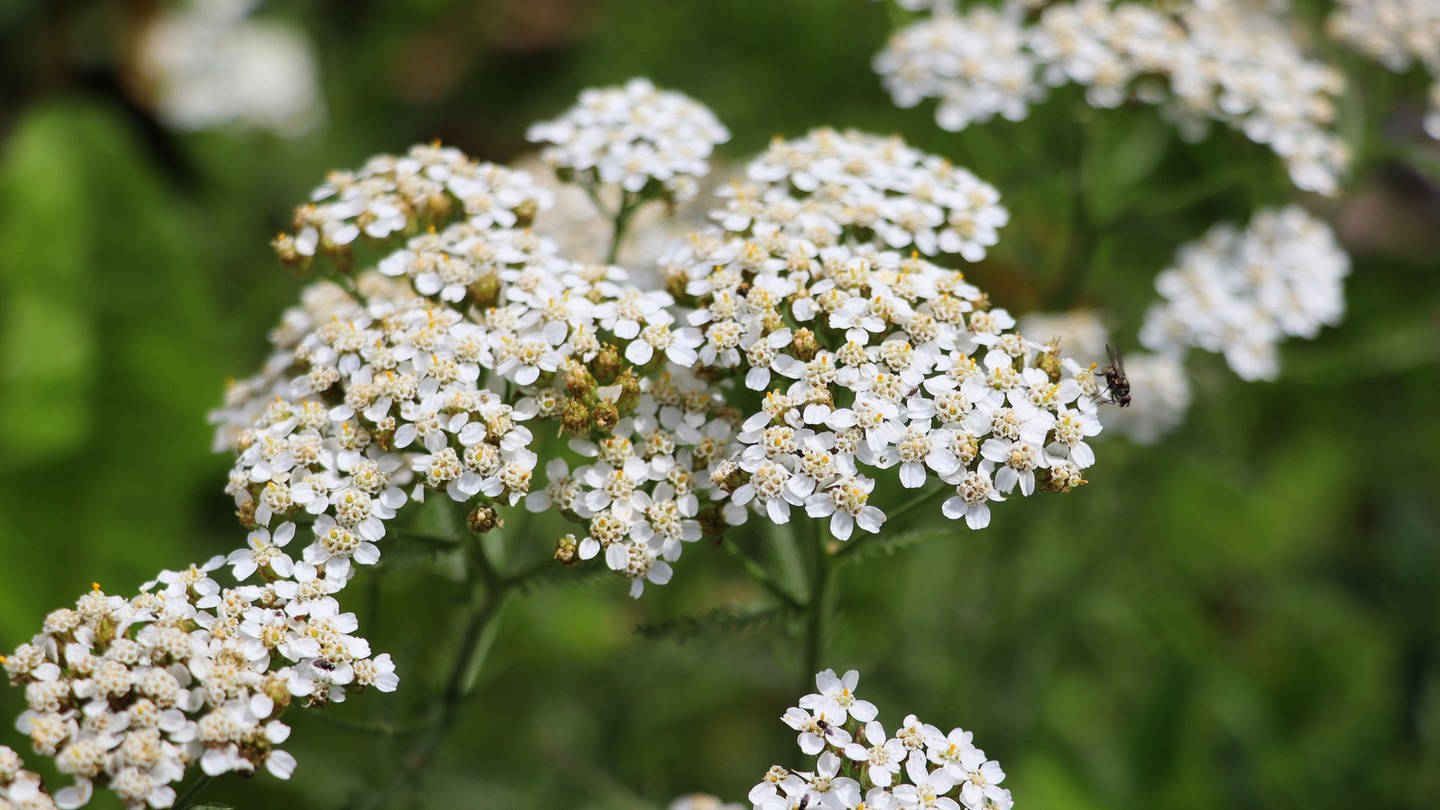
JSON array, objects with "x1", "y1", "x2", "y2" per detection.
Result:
[
  {"x1": 606, "y1": 190, "x2": 640, "y2": 264},
  {"x1": 359, "y1": 534, "x2": 519, "y2": 809},
  {"x1": 173, "y1": 774, "x2": 214, "y2": 810},
  {"x1": 718, "y1": 534, "x2": 803, "y2": 610},
  {"x1": 801, "y1": 519, "x2": 831, "y2": 692}
]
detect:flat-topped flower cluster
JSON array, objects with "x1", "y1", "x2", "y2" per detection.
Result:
[
  {"x1": 1140, "y1": 206, "x2": 1349, "y2": 382},
  {"x1": 875, "y1": 0, "x2": 1350, "y2": 194},
  {"x1": 1328, "y1": 0, "x2": 1440, "y2": 138},
  {"x1": 752, "y1": 669, "x2": 1013, "y2": 810},
  {"x1": 1, "y1": 553, "x2": 394, "y2": 809},
  {"x1": 7, "y1": 79, "x2": 1103, "y2": 806}
]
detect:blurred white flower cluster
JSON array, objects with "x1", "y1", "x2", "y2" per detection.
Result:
[
  {"x1": 1140, "y1": 206, "x2": 1350, "y2": 382},
  {"x1": 1, "y1": 745, "x2": 56, "y2": 809},
  {"x1": 751, "y1": 669, "x2": 1012, "y2": 810},
  {"x1": 2, "y1": 555, "x2": 395, "y2": 809},
  {"x1": 528, "y1": 78, "x2": 731, "y2": 204},
  {"x1": 669, "y1": 795, "x2": 745, "y2": 810},
  {"x1": 134, "y1": 0, "x2": 322, "y2": 136},
  {"x1": 1328, "y1": 0, "x2": 1440, "y2": 139},
  {"x1": 875, "y1": 0, "x2": 1350, "y2": 194}
]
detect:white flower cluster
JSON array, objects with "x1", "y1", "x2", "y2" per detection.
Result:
[
  {"x1": 527, "y1": 78, "x2": 731, "y2": 203},
  {"x1": 1328, "y1": 0, "x2": 1440, "y2": 139},
  {"x1": 2, "y1": 559, "x2": 395, "y2": 809},
  {"x1": 224, "y1": 123, "x2": 1103, "y2": 596},
  {"x1": 134, "y1": 0, "x2": 322, "y2": 136},
  {"x1": 874, "y1": 6, "x2": 1042, "y2": 132},
  {"x1": 665, "y1": 227, "x2": 1102, "y2": 536},
  {"x1": 1, "y1": 744, "x2": 58, "y2": 810},
  {"x1": 229, "y1": 174, "x2": 735, "y2": 599},
  {"x1": 1140, "y1": 206, "x2": 1349, "y2": 381},
  {"x1": 717, "y1": 129, "x2": 1009, "y2": 262},
  {"x1": 875, "y1": 0, "x2": 1350, "y2": 194},
  {"x1": 272, "y1": 143, "x2": 552, "y2": 266},
  {"x1": 752, "y1": 669, "x2": 1012, "y2": 810}
]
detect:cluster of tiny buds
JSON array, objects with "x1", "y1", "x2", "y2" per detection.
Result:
[
  {"x1": 754, "y1": 669, "x2": 1013, "y2": 810},
  {"x1": 876, "y1": 0, "x2": 1350, "y2": 194},
  {"x1": 2, "y1": 562, "x2": 395, "y2": 809}
]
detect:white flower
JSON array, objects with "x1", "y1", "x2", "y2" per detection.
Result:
[
  {"x1": 228, "y1": 523, "x2": 297, "y2": 581},
  {"x1": 844, "y1": 722, "x2": 906, "y2": 788},
  {"x1": 941, "y1": 470, "x2": 1003, "y2": 530},
  {"x1": 801, "y1": 668, "x2": 879, "y2": 724},
  {"x1": 528, "y1": 77, "x2": 730, "y2": 203}
]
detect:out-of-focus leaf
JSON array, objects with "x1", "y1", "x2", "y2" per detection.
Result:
[{"x1": 0, "y1": 99, "x2": 223, "y2": 646}]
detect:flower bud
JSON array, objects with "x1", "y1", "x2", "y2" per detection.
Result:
[
  {"x1": 563, "y1": 361, "x2": 595, "y2": 399},
  {"x1": 591, "y1": 401, "x2": 620, "y2": 432},
  {"x1": 554, "y1": 534, "x2": 579, "y2": 564},
  {"x1": 467, "y1": 505, "x2": 503, "y2": 535},
  {"x1": 592, "y1": 344, "x2": 623, "y2": 385},
  {"x1": 791, "y1": 328, "x2": 819, "y2": 361},
  {"x1": 560, "y1": 400, "x2": 591, "y2": 436},
  {"x1": 513, "y1": 198, "x2": 539, "y2": 228},
  {"x1": 615, "y1": 369, "x2": 642, "y2": 413},
  {"x1": 468, "y1": 270, "x2": 502, "y2": 308}
]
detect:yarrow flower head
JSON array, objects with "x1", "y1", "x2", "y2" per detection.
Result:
[
  {"x1": 2, "y1": 562, "x2": 395, "y2": 809},
  {"x1": 1327, "y1": 0, "x2": 1440, "y2": 139},
  {"x1": 1139, "y1": 205, "x2": 1350, "y2": 381},
  {"x1": 528, "y1": 77, "x2": 730, "y2": 204},
  {"x1": 876, "y1": 0, "x2": 1351, "y2": 194},
  {"x1": 753, "y1": 669, "x2": 1013, "y2": 810},
  {"x1": 133, "y1": 0, "x2": 322, "y2": 136},
  {"x1": 717, "y1": 128, "x2": 1009, "y2": 261},
  {"x1": 664, "y1": 224, "x2": 1101, "y2": 540}
]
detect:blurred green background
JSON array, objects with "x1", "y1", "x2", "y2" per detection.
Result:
[{"x1": 2, "y1": 1, "x2": 1439, "y2": 808}]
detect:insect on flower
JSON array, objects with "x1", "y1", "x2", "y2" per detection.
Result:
[{"x1": 1101, "y1": 344, "x2": 1132, "y2": 408}]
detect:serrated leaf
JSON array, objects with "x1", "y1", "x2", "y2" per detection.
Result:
[{"x1": 634, "y1": 604, "x2": 790, "y2": 643}]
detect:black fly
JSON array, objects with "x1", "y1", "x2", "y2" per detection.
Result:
[{"x1": 1100, "y1": 344, "x2": 1131, "y2": 407}]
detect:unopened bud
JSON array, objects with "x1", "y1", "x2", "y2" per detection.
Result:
[
  {"x1": 514, "y1": 198, "x2": 538, "y2": 228},
  {"x1": 564, "y1": 362, "x2": 595, "y2": 398},
  {"x1": 592, "y1": 401, "x2": 620, "y2": 432},
  {"x1": 616, "y1": 369, "x2": 642, "y2": 412},
  {"x1": 554, "y1": 534, "x2": 579, "y2": 564},
  {"x1": 468, "y1": 270, "x2": 502, "y2": 308},
  {"x1": 592, "y1": 345, "x2": 623, "y2": 385},
  {"x1": 467, "y1": 505, "x2": 503, "y2": 535},
  {"x1": 792, "y1": 328, "x2": 819, "y2": 361},
  {"x1": 560, "y1": 400, "x2": 591, "y2": 436}
]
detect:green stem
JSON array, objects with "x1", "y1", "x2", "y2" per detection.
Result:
[
  {"x1": 174, "y1": 774, "x2": 214, "y2": 810},
  {"x1": 801, "y1": 519, "x2": 831, "y2": 692},
  {"x1": 358, "y1": 534, "x2": 511, "y2": 809},
  {"x1": 718, "y1": 534, "x2": 803, "y2": 610},
  {"x1": 606, "y1": 190, "x2": 640, "y2": 264}
]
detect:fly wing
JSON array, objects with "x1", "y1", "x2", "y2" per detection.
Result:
[{"x1": 1106, "y1": 344, "x2": 1126, "y2": 375}]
